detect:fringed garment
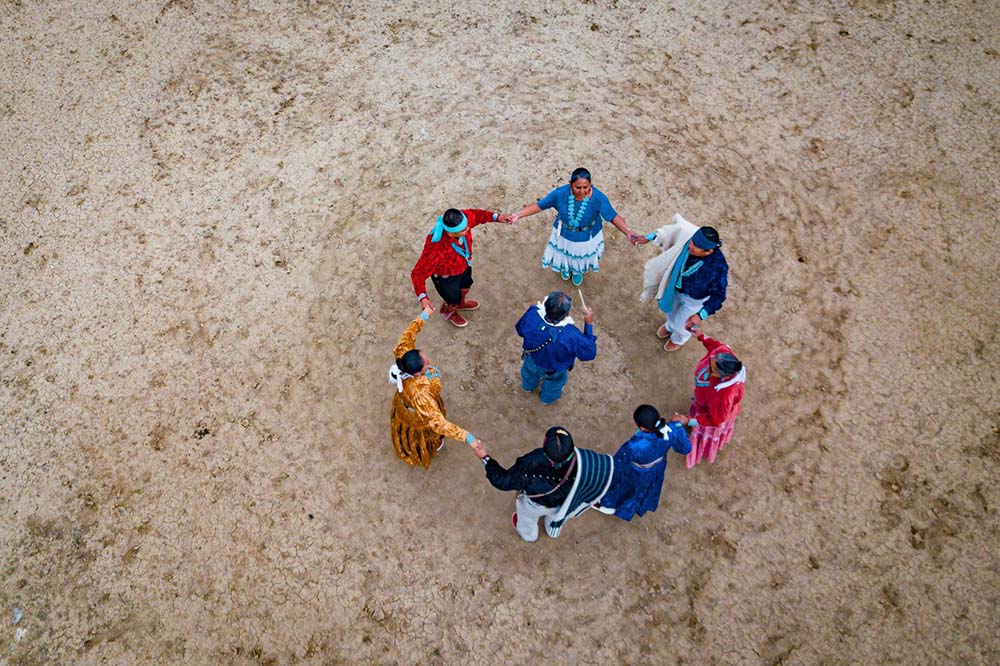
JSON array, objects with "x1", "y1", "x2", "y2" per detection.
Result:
[{"x1": 390, "y1": 316, "x2": 469, "y2": 469}]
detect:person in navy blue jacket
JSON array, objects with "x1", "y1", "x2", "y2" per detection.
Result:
[
  {"x1": 515, "y1": 291, "x2": 597, "y2": 405},
  {"x1": 656, "y1": 226, "x2": 728, "y2": 351}
]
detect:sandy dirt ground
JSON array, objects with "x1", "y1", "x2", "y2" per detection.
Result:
[{"x1": 2, "y1": 1, "x2": 998, "y2": 664}]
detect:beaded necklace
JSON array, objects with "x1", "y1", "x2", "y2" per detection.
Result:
[{"x1": 564, "y1": 195, "x2": 591, "y2": 229}]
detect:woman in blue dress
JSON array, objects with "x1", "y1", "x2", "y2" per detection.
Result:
[
  {"x1": 597, "y1": 404, "x2": 692, "y2": 521},
  {"x1": 511, "y1": 167, "x2": 646, "y2": 286}
]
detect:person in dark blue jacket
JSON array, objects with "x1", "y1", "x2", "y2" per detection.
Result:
[
  {"x1": 515, "y1": 291, "x2": 597, "y2": 405},
  {"x1": 656, "y1": 226, "x2": 728, "y2": 351},
  {"x1": 597, "y1": 404, "x2": 692, "y2": 521}
]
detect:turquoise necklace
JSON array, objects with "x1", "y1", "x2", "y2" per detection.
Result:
[{"x1": 565, "y1": 195, "x2": 590, "y2": 229}]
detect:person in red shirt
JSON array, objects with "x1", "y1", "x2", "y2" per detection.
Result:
[
  {"x1": 412, "y1": 207, "x2": 513, "y2": 328},
  {"x1": 686, "y1": 331, "x2": 746, "y2": 467}
]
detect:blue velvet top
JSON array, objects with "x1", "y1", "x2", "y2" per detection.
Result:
[
  {"x1": 601, "y1": 425, "x2": 691, "y2": 521},
  {"x1": 537, "y1": 184, "x2": 618, "y2": 242},
  {"x1": 658, "y1": 247, "x2": 729, "y2": 319}
]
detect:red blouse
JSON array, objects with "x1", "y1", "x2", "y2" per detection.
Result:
[
  {"x1": 410, "y1": 209, "x2": 497, "y2": 298},
  {"x1": 690, "y1": 335, "x2": 744, "y2": 427}
]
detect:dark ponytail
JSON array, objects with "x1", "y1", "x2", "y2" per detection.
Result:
[{"x1": 633, "y1": 404, "x2": 663, "y2": 434}]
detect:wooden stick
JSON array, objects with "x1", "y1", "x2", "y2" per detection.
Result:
[{"x1": 577, "y1": 288, "x2": 587, "y2": 310}]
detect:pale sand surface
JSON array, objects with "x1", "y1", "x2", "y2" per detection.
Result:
[{"x1": 2, "y1": 1, "x2": 998, "y2": 664}]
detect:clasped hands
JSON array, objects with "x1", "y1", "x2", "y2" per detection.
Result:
[
  {"x1": 470, "y1": 438, "x2": 487, "y2": 459},
  {"x1": 626, "y1": 231, "x2": 649, "y2": 247}
]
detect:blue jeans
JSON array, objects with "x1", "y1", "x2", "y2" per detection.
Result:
[{"x1": 520, "y1": 354, "x2": 569, "y2": 405}]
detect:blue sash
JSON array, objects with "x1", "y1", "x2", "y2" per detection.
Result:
[{"x1": 451, "y1": 237, "x2": 471, "y2": 266}]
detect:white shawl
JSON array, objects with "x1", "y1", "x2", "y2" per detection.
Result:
[{"x1": 639, "y1": 213, "x2": 700, "y2": 304}]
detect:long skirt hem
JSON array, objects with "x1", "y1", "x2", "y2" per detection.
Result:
[
  {"x1": 686, "y1": 418, "x2": 736, "y2": 468},
  {"x1": 541, "y1": 227, "x2": 604, "y2": 275}
]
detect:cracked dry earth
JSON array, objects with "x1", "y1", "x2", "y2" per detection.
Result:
[{"x1": 1, "y1": 1, "x2": 998, "y2": 664}]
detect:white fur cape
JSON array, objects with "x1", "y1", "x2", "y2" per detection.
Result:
[{"x1": 639, "y1": 213, "x2": 700, "y2": 304}]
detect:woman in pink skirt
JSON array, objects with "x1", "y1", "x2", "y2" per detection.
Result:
[{"x1": 687, "y1": 331, "x2": 746, "y2": 467}]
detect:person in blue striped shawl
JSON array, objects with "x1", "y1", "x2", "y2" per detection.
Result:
[{"x1": 471, "y1": 427, "x2": 614, "y2": 542}]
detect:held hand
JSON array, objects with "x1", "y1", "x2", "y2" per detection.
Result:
[
  {"x1": 497, "y1": 213, "x2": 514, "y2": 224},
  {"x1": 670, "y1": 413, "x2": 687, "y2": 423},
  {"x1": 684, "y1": 313, "x2": 702, "y2": 332},
  {"x1": 420, "y1": 298, "x2": 434, "y2": 316},
  {"x1": 582, "y1": 306, "x2": 594, "y2": 325},
  {"x1": 509, "y1": 213, "x2": 520, "y2": 224},
  {"x1": 471, "y1": 439, "x2": 487, "y2": 459}
]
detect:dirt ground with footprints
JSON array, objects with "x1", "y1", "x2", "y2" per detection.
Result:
[{"x1": 2, "y1": 1, "x2": 998, "y2": 664}]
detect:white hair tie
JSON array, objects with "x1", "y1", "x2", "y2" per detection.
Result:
[{"x1": 388, "y1": 364, "x2": 412, "y2": 393}]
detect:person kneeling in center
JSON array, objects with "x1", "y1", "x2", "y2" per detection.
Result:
[{"x1": 515, "y1": 291, "x2": 597, "y2": 405}]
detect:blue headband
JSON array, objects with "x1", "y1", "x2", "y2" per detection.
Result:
[
  {"x1": 430, "y1": 212, "x2": 468, "y2": 242},
  {"x1": 691, "y1": 227, "x2": 720, "y2": 250}
]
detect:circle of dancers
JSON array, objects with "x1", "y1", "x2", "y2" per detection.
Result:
[{"x1": 388, "y1": 167, "x2": 746, "y2": 542}]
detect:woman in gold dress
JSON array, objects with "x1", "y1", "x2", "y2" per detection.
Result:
[{"x1": 388, "y1": 309, "x2": 480, "y2": 468}]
